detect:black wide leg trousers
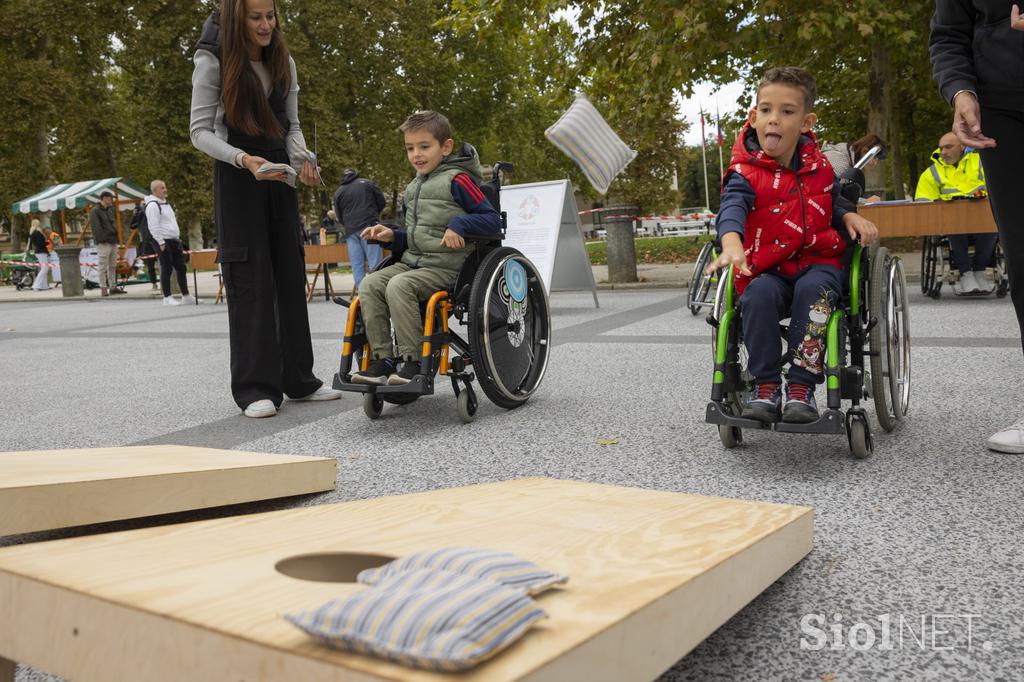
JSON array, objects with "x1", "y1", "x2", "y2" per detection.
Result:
[
  {"x1": 979, "y1": 106, "x2": 1024, "y2": 357},
  {"x1": 214, "y1": 149, "x2": 321, "y2": 409}
]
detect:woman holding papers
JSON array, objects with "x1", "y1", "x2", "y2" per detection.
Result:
[{"x1": 189, "y1": 0, "x2": 341, "y2": 418}]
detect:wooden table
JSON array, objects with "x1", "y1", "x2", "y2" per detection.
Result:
[
  {"x1": 0, "y1": 446, "x2": 335, "y2": 536},
  {"x1": 860, "y1": 198, "x2": 998, "y2": 237},
  {"x1": 304, "y1": 243, "x2": 349, "y2": 301},
  {"x1": 0, "y1": 478, "x2": 812, "y2": 682}
]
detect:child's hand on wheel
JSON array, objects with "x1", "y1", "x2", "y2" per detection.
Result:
[
  {"x1": 441, "y1": 228, "x2": 465, "y2": 249},
  {"x1": 707, "y1": 235, "x2": 751, "y2": 276},
  {"x1": 360, "y1": 224, "x2": 394, "y2": 242}
]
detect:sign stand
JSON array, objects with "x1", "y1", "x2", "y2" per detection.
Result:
[{"x1": 501, "y1": 179, "x2": 599, "y2": 308}]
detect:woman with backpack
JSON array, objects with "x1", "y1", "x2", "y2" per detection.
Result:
[{"x1": 189, "y1": 0, "x2": 341, "y2": 418}]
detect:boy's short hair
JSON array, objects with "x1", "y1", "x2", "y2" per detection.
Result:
[
  {"x1": 757, "y1": 67, "x2": 817, "y2": 112},
  {"x1": 399, "y1": 111, "x2": 453, "y2": 144}
]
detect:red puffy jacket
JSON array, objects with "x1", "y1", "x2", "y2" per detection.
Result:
[{"x1": 726, "y1": 124, "x2": 845, "y2": 295}]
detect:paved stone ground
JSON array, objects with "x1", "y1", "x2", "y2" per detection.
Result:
[{"x1": 1, "y1": 283, "x2": 1022, "y2": 681}]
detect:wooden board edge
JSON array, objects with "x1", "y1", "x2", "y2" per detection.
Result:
[
  {"x1": 518, "y1": 508, "x2": 815, "y2": 682},
  {"x1": 0, "y1": 459, "x2": 336, "y2": 537},
  {"x1": 0, "y1": 572, "x2": 386, "y2": 682}
]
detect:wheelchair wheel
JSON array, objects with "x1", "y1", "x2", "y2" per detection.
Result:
[
  {"x1": 718, "y1": 425, "x2": 742, "y2": 448},
  {"x1": 468, "y1": 247, "x2": 551, "y2": 409},
  {"x1": 710, "y1": 272, "x2": 752, "y2": 414},
  {"x1": 994, "y1": 244, "x2": 1010, "y2": 298},
  {"x1": 363, "y1": 393, "x2": 383, "y2": 420},
  {"x1": 457, "y1": 389, "x2": 478, "y2": 423},
  {"x1": 688, "y1": 241, "x2": 715, "y2": 315},
  {"x1": 869, "y1": 248, "x2": 911, "y2": 432},
  {"x1": 847, "y1": 413, "x2": 873, "y2": 459}
]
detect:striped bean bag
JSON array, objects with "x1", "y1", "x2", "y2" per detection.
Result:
[
  {"x1": 545, "y1": 93, "x2": 637, "y2": 195},
  {"x1": 284, "y1": 568, "x2": 546, "y2": 671},
  {"x1": 358, "y1": 547, "x2": 568, "y2": 595}
]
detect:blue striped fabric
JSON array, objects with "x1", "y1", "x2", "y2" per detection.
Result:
[
  {"x1": 545, "y1": 93, "x2": 637, "y2": 195},
  {"x1": 284, "y1": 568, "x2": 547, "y2": 671},
  {"x1": 357, "y1": 547, "x2": 568, "y2": 595}
]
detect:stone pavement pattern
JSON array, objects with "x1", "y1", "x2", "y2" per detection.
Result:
[{"x1": 1, "y1": 286, "x2": 1021, "y2": 681}]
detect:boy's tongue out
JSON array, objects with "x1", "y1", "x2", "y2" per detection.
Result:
[{"x1": 763, "y1": 132, "x2": 783, "y2": 152}]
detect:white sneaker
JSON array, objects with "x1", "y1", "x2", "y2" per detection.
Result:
[
  {"x1": 987, "y1": 416, "x2": 1024, "y2": 454},
  {"x1": 961, "y1": 270, "x2": 982, "y2": 293},
  {"x1": 162, "y1": 296, "x2": 180, "y2": 306},
  {"x1": 244, "y1": 399, "x2": 277, "y2": 418},
  {"x1": 288, "y1": 385, "x2": 343, "y2": 402},
  {"x1": 973, "y1": 270, "x2": 995, "y2": 293},
  {"x1": 181, "y1": 294, "x2": 199, "y2": 305}
]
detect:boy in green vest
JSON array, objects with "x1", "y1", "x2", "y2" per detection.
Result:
[{"x1": 352, "y1": 111, "x2": 503, "y2": 386}]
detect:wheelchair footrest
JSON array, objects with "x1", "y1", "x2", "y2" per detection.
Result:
[
  {"x1": 705, "y1": 402, "x2": 769, "y2": 430},
  {"x1": 332, "y1": 374, "x2": 376, "y2": 394},
  {"x1": 772, "y1": 409, "x2": 846, "y2": 435}
]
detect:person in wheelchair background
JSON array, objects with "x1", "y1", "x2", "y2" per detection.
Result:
[
  {"x1": 350, "y1": 110, "x2": 503, "y2": 387},
  {"x1": 914, "y1": 131, "x2": 996, "y2": 295},
  {"x1": 707, "y1": 67, "x2": 879, "y2": 425}
]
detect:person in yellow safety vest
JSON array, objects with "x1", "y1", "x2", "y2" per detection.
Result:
[
  {"x1": 915, "y1": 131, "x2": 998, "y2": 295},
  {"x1": 42, "y1": 226, "x2": 62, "y2": 286}
]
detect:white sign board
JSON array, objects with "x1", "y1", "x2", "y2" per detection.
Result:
[
  {"x1": 501, "y1": 179, "x2": 599, "y2": 307},
  {"x1": 80, "y1": 247, "x2": 137, "y2": 285}
]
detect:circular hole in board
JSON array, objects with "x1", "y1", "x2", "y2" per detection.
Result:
[{"x1": 274, "y1": 552, "x2": 395, "y2": 582}]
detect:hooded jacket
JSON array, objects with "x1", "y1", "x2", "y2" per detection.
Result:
[
  {"x1": 913, "y1": 147, "x2": 986, "y2": 201},
  {"x1": 931, "y1": 1, "x2": 1024, "y2": 110},
  {"x1": 724, "y1": 124, "x2": 845, "y2": 294},
  {"x1": 332, "y1": 171, "x2": 387, "y2": 238}
]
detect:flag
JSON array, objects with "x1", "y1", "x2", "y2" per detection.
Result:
[
  {"x1": 699, "y1": 108, "x2": 706, "y2": 143},
  {"x1": 715, "y1": 105, "x2": 725, "y2": 146}
]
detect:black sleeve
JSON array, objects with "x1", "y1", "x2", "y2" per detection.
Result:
[
  {"x1": 373, "y1": 183, "x2": 386, "y2": 213},
  {"x1": 929, "y1": 0, "x2": 978, "y2": 104}
]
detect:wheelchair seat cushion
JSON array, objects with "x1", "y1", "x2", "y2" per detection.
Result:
[
  {"x1": 545, "y1": 93, "x2": 637, "y2": 194},
  {"x1": 358, "y1": 546, "x2": 569, "y2": 595},
  {"x1": 284, "y1": 568, "x2": 547, "y2": 671}
]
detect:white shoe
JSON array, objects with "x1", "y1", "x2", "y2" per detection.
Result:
[
  {"x1": 162, "y1": 296, "x2": 180, "y2": 306},
  {"x1": 973, "y1": 270, "x2": 995, "y2": 293},
  {"x1": 244, "y1": 399, "x2": 277, "y2": 418},
  {"x1": 987, "y1": 416, "x2": 1024, "y2": 454},
  {"x1": 961, "y1": 270, "x2": 982, "y2": 293},
  {"x1": 181, "y1": 294, "x2": 199, "y2": 305},
  {"x1": 288, "y1": 385, "x2": 343, "y2": 402}
]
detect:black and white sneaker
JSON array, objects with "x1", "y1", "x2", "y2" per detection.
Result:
[
  {"x1": 351, "y1": 358, "x2": 395, "y2": 385},
  {"x1": 387, "y1": 360, "x2": 422, "y2": 386}
]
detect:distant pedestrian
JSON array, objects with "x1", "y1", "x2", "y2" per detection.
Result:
[
  {"x1": 332, "y1": 168, "x2": 386, "y2": 288},
  {"x1": 144, "y1": 180, "x2": 196, "y2": 306},
  {"x1": 90, "y1": 191, "x2": 122, "y2": 297},
  {"x1": 29, "y1": 219, "x2": 51, "y2": 291},
  {"x1": 42, "y1": 225, "x2": 62, "y2": 286}
]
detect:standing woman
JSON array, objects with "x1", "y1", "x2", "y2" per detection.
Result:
[
  {"x1": 189, "y1": 0, "x2": 341, "y2": 418},
  {"x1": 931, "y1": 1, "x2": 1024, "y2": 453},
  {"x1": 29, "y1": 219, "x2": 51, "y2": 291}
]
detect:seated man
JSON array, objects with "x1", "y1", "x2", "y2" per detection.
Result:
[
  {"x1": 351, "y1": 110, "x2": 502, "y2": 387},
  {"x1": 914, "y1": 132, "x2": 997, "y2": 294}
]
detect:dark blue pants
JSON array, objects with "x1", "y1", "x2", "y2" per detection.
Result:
[
  {"x1": 740, "y1": 264, "x2": 844, "y2": 386},
  {"x1": 948, "y1": 233, "x2": 997, "y2": 273}
]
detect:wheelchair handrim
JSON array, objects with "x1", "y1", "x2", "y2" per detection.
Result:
[
  {"x1": 481, "y1": 254, "x2": 551, "y2": 402},
  {"x1": 886, "y1": 258, "x2": 911, "y2": 417}
]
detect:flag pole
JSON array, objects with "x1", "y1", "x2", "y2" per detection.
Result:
[
  {"x1": 716, "y1": 103, "x2": 725, "y2": 182},
  {"x1": 699, "y1": 105, "x2": 710, "y2": 210}
]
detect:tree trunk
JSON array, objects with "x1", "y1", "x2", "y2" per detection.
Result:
[
  {"x1": 188, "y1": 218, "x2": 203, "y2": 251},
  {"x1": 887, "y1": 89, "x2": 906, "y2": 200},
  {"x1": 866, "y1": 40, "x2": 890, "y2": 198}
]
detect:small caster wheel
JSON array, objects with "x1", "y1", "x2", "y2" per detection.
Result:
[
  {"x1": 457, "y1": 388, "x2": 477, "y2": 423},
  {"x1": 450, "y1": 355, "x2": 466, "y2": 373},
  {"x1": 718, "y1": 425, "x2": 742, "y2": 448},
  {"x1": 363, "y1": 393, "x2": 383, "y2": 420},
  {"x1": 848, "y1": 415, "x2": 873, "y2": 459}
]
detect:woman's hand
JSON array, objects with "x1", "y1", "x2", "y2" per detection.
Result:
[
  {"x1": 952, "y1": 91, "x2": 996, "y2": 149},
  {"x1": 360, "y1": 224, "x2": 394, "y2": 243},
  {"x1": 241, "y1": 154, "x2": 288, "y2": 182},
  {"x1": 842, "y1": 212, "x2": 879, "y2": 246},
  {"x1": 441, "y1": 228, "x2": 465, "y2": 249},
  {"x1": 1012, "y1": 4, "x2": 1024, "y2": 31},
  {"x1": 299, "y1": 159, "x2": 321, "y2": 187}
]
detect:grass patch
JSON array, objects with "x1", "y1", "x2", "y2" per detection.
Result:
[{"x1": 585, "y1": 235, "x2": 926, "y2": 264}]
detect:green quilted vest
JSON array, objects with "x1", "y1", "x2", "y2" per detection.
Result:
[{"x1": 400, "y1": 145, "x2": 484, "y2": 274}]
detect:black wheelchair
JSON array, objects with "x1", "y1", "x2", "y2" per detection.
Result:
[
  {"x1": 332, "y1": 163, "x2": 551, "y2": 423},
  {"x1": 919, "y1": 234, "x2": 1008, "y2": 299}
]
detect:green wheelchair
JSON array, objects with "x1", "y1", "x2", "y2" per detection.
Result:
[{"x1": 704, "y1": 243, "x2": 911, "y2": 458}]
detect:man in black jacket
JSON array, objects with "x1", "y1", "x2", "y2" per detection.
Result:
[
  {"x1": 90, "y1": 190, "x2": 123, "y2": 297},
  {"x1": 332, "y1": 169, "x2": 386, "y2": 288},
  {"x1": 931, "y1": 1, "x2": 1024, "y2": 454}
]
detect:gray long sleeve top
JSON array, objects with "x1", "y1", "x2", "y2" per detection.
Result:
[{"x1": 189, "y1": 50, "x2": 314, "y2": 179}]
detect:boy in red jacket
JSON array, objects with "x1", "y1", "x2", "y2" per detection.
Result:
[{"x1": 708, "y1": 67, "x2": 879, "y2": 424}]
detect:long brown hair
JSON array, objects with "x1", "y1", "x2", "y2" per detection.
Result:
[{"x1": 220, "y1": 0, "x2": 291, "y2": 139}]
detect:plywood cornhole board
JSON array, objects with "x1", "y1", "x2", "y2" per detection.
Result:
[
  {"x1": 0, "y1": 478, "x2": 813, "y2": 682},
  {"x1": 0, "y1": 445, "x2": 335, "y2": 536}
]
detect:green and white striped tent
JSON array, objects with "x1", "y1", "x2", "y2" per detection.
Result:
[{"x1": 11, "y1": 177, "x2": 147, "y2": 214}]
